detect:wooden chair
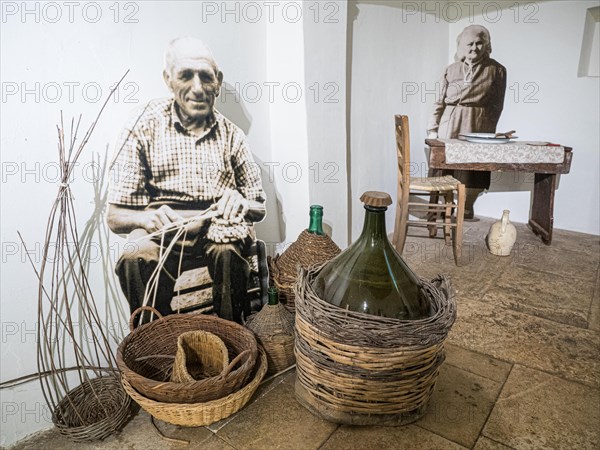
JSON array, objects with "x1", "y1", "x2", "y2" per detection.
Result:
[
  {"x1": 171, "y1": 239, "x2": 269, "y2": 315},
  {"x1": 391, "y1": 115, "x2": 465, "y2": 265}
]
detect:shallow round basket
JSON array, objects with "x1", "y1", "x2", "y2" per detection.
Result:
[
  {"x1": 117, "y1": 308, "x2": 258, "y2": 403},
  {"x1": 293, "y1": 267, "x2": 456, "y2": 426},
  {"x1": 52, "y1": 375, "x2": 133, "y2": 442},
  {"x1": 121, "y1": 347, "x2": 268, "y2": 427}
]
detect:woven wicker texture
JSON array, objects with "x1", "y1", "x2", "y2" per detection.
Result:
[
  {"x1": 410, "y1": 175, "x2": 461, "y2": 192},
  {"x1": 121, "y1": 347, "x2": 268, "y2": 427},
  {"x1": 52, "y1": 376, "x2": 133, "y2": 442},
  {"x1": 245, "y1": 303, "x2": 295, "y2": 375},
  {"x1": 293, "y1": 267, "x2": 456, "y2": 426},
  {"x1": 117, "y1": 308, "x2": 258, "y2": 404},
  {"x1": 270, "y1": 230, "x2": 341, "y2": 310},
  {"x1": 171, "y1": 331, "x2": 229, "y2": 383}
]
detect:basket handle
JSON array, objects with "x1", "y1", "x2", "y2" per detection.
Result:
[
  {"x1": 129, "y1": 306, "x2": 163, "y2": 332},
  {"x1": 221, "y1": 349, "x2": 251, "y2": 378}
]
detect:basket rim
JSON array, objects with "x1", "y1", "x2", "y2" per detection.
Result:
[
  {"x1": 122, "y1": 346, "x2": 268, "y2": 409},
  {"x1": 116, "y1": 314, "x2": 258, "y2": 391}
]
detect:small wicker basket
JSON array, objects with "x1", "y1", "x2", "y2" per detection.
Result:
[
  {"x1": 171, "y1": 330, "x2": 229, "y2": 383},
  {"x1": 52, "y1": 375, "x2": 133, "y2": 442},
  {"x1": 245, "y1": 300, "x2": 295, "y2": 375},
  {"x1": 293, "y1": 267, "x2": 456, "y2": 426},
  {"x1": 121, "y1": 347, "x2": 268, "y2": 427}
]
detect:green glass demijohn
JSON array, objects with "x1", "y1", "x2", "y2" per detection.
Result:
[{"x1": 311, "y1": 191, "x2": 430, "y2": 320}]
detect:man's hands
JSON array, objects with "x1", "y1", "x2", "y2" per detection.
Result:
[
  {"x1": 107, "y1": 204, "x2": 208, "y2": 237},
  {"x1": 106, "y1": 189, "x2": 262, "y2": 238},
  {"x1": 215, "y1": 188, "x2": 249, "y2": 221},
  {"x1": 139, "y1": 205, "x2": 214, "y2": 237},
  {"x1": 134, "y1": 191, "x2": 251, "y2": 236},
  {"x1": 139, "y1": 205, "x2": 184, "y2": 234}
]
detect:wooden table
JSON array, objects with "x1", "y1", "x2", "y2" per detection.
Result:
[{"x1": 425, "y1": 139, "x2": 573, "y2": 245}]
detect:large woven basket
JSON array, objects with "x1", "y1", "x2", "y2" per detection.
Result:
[
  {"x1": 294, "y1": 267, "x2": 456, "y2": 426},
  {"x1": 245, "y1": 302, "x2": 295, "y2": 375},
  {"x1": 52, "y1": 375, "x2": 133, "y2": 442},
  {"x1": 122, "y1": 347, "x2": 268, "y2": 427},
  {"x1": 117, "y1": 307, "x2": 258, "y2": 403},
  {"x1": 270, "y1": 230, "x2": 341, "y2": 310}
]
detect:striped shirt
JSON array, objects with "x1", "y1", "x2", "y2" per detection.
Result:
[{"x1": 108, "y1": 98, "x2": 265, "y2": 208}]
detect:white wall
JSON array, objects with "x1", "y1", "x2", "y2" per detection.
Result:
[
  {"x1": 0, "y1": 2, "x2": 276, "y2": 445},
  {"x1": 304, "y1": 1, "x2": 349, "y2": 246},
  {"x1": 264, "y1": 3, "x2": 310, "y2": 249},
  {"x1": 350, "y1": 1, "x2": 449, "y2": 239},
  {"x1": 448, "y1": 1, "x2": 600, "y2": 234}
]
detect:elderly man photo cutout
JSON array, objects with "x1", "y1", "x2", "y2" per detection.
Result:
[
  {"x1": 107, "y1": 37, "x2": 266, "y2": 325},
  {"x1": 427, "y1": 24, "x2": 507, "y2": 220}
]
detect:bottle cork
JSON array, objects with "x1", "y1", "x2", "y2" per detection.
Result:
[{"x1": 360, "y1": 191, "x2": 392, "y2": 208}]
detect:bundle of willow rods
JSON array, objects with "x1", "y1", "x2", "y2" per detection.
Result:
[
  {"x1": 81, "y1": 151, "x2": 129, "y2": 343},
  {"x1": 19, "y1": 72, "x2": 133, "y2": 441}
]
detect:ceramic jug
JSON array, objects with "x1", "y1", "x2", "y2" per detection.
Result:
[{"x1": 486, "y1": 210, "x2": 517, "y2": 256}]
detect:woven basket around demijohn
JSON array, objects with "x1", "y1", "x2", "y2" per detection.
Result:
[
  {"x1": 245, "y1": 287, "x2": 295, "y2": 375},
  {"x1": 270, "y1": 205, "x2": 340, "y2": 311},
  {"x1": 294, "y1": 267, "x2": 457, "y2": 426}
]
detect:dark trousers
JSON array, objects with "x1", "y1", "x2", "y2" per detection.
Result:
[{"x1": 115, "y1": 229, "x2": 251, "y2": 325}]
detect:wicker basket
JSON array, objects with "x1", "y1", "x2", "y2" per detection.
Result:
[
  {"x1": 171, "y1": 330, "x2": 229, "y2": 382},
  {"x1": 293, "y1": 267, "x2": 456, "y2": 426},
  {"x1": 245, "y1": 302, "x2": 295, "y2": 375},
  {"x1": 117, "y1": 307, "x2": 258, "y2": 403},
  {"x1": 270, "y1": 230, "x2": 340, "y2": 310},
  {"x1": 52, "y1": 375, "x2": 133, "y2": 442},
  {"x1": 121, "y1": 347, "x2": 268, "y2": 427}
]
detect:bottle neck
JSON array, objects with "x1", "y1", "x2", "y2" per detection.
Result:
[
  {"x1": 308, "y1": 205, "x2": 324, "y2": 235},
  {"x1": 267, "y1": 286, "x2": 279, "y2": 305},
  {"x1": 359, "y1": 206, "x2": 388, "y2": 243}
]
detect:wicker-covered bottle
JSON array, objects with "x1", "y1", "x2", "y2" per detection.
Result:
[
  {"x1": 270, "y1": 205, "x2": 341, "y2": 310},
  {"x1": 245, "y1": 287, "x2": 295, "y2": 375},
  {"x1": 312, "y1": 192, "x2": 430, "y2": 320}
]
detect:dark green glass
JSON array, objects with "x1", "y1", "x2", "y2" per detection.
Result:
[
  {"x1": 312, "y1": 194, "x2": 429, "y2": 320},
  {"x1": 307, "y1": 205, "x2": 324, "y2": 235},
  {"x1": 268, "y1": 286, "x2": 279, "y2": 305}
]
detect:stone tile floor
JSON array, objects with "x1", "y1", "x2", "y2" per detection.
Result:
[{"x1": 8, "y1": 217, "x2": 600, "y2": 449}]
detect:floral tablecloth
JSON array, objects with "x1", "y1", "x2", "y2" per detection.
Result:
[{"x1": 440, "y1": 139, "x2": 565, "y2": 164}]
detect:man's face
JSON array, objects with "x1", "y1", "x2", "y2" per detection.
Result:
[
  {"x1": 164, "y1": 56, "x2": 222, "y2": 126},
  {"x1": 460, "y1": 30, "x2": 485, "y2": 63}
]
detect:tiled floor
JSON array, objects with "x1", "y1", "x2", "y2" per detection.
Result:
[{"x1": 9, "y1": 218, "x2": 600, "y2": 449}]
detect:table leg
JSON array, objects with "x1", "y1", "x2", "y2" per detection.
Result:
[{"x1": 528, "y1": 173, "x2": 557, "y2": 245}]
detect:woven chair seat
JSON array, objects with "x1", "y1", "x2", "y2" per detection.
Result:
[{"x1": 410, "y1": 175, "x2": 460, "y2": 192}]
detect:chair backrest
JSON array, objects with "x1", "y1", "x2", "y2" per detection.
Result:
[{"x1": 394, "y1": 115, "x2": 411, "y2": 205}]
